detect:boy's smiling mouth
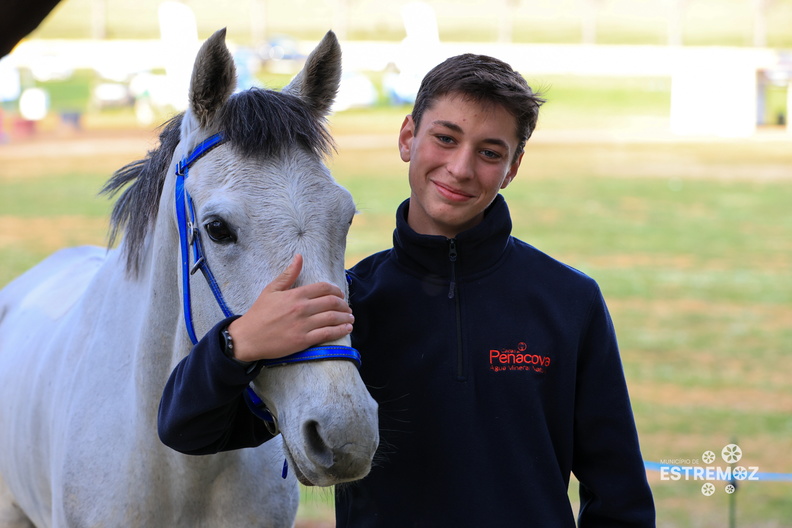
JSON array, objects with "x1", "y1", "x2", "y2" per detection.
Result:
[{"x1": 432, "y1": 180, "x2": 475, "y2": 201}]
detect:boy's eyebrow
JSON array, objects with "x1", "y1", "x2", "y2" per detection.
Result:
[
  {"x1": 432, "y1": 119, "x2": 463, "y2": 134},
  {"x1": 431, "y1": 119, "x2": 511, "y2": 151}
]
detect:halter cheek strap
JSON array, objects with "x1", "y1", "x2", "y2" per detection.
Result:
[{"x1": 175, "y1": 133, "x2": 232, "y2": 345}]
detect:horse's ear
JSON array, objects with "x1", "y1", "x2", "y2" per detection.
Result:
[
  {"x1": 188, "y1": 28, "x2": 237, "y2": 127},
  {"x1": 283, "y1": 30, "x2": 341, "y2": 117}
]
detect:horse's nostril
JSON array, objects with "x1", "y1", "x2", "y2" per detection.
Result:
[{"x1": 303, "y1": 420, "x2": 334, "y2": 468}]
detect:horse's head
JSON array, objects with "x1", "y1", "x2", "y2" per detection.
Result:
[{"x1": 171, "y1": 29, "x2": 378, "y2": 486}]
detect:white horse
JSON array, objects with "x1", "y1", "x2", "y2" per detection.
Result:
[{"x1": 0, "y1": 29, "x2": 378, "y2": 527}]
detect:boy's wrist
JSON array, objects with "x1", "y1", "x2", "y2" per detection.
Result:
[{"x1": 220, "y1": 324, "x2": 255, "y2": 367}]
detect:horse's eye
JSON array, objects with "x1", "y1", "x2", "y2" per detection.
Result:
[{"x1": 204, "y1": 220, "x2": 236, "y2": 243}]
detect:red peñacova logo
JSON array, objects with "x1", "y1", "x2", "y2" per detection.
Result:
[{"x1": 489, "y1": 342, "x2": 551, "y2": 373}]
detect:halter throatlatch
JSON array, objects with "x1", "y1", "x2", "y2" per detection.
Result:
[{"x1": 174, "y1": 133, "x2": 363, "y2": 444}]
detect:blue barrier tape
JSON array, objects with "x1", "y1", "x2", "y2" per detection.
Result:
[{"x1": 644, "y1": 461, "x2": 792, "y2": 482}]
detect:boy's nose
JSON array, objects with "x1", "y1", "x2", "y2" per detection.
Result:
[{"x1": 446, "y1": 147, "x2": 475, "y2": 179}]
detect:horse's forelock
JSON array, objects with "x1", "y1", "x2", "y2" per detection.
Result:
[{"x1": 218, "y1": 88, "x2": 335, "y2": 158}]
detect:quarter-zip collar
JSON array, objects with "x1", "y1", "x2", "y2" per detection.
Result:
[{"x1": 392, "y1": 194, "x2": 513, "y2": 279}]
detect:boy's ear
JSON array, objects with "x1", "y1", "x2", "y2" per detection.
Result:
[
  {"x1": 501, "y1": 151, "x2": 524, "y2": 189},
  {"x1": 398, "y1": 115, "x2": 415, "y2": 162}
]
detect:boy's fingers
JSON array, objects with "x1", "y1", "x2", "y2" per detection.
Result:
[{"x1": 307, "y1": 323, "x2": 354, "y2": 347}]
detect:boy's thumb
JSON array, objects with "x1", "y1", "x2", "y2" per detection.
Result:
[{"x1": 270, "y1": 254, "x2": 302, "y2": 292}]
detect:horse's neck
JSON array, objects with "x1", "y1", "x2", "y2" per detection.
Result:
[{"x1": 110, "y1": 229, "x2": 189, "y2": 413}]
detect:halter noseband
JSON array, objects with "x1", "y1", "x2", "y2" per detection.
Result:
[{"x1": 174, "y1": 133, "x2": 362, "y2": 435}]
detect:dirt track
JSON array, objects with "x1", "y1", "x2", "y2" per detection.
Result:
[{"x1": 4, "y1": 125, "x2": 791, "y2": 185}]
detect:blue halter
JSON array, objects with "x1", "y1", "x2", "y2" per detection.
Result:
[{"x1": 174, "y1": 133, "x2": 362, "y2": 417}]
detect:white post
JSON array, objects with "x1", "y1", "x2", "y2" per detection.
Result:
[
  {"x1": 250, "y1": 0, "x2": 267, "y2": 45},
  {"x1": 670, "y1": 48, "x2": 759, "y2": 137},
  {"x1": 787, "y1": 81, "x2": 792, "y2": 134},
  {"x1": 158, "y1": 1, "x2": 199, "y2": 112}
]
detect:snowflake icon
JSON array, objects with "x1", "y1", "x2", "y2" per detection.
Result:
[
  {"x1": 733, "y1": 466, "x2": 748, "y2": 480},
  {"x1": 702, "y1": 450, "x2": 716, "y2": 464},
  {"x1": 725, "y1": 484, "x2": 736, "y2": 494},
  {"x1": 701, "y1": 483, "x2": 716, "y2": 496},
  {"x1": 722, "y1": 444, "x2": 742, "y2": 463}
]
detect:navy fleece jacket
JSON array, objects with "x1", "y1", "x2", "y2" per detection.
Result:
[{"x1": 335, "y1": 196, "x2": 654, "y2": 527}]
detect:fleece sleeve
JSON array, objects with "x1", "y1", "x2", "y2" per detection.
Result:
[
  {"x1": 572, "y1": 288, "x2": 656, "y2": 527},
  {"x1": 157, "y1": 316, "x2": 275, "y2": 455}
]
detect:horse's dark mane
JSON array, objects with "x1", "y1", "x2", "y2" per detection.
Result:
[
  {"x1": 101, "y1": 114, "x2": 182, "y2": 276},
  {"x1": 102, "y1": 88, "x2": 333, "y2": 277}
]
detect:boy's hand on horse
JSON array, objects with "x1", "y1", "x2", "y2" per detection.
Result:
[{"x1": 227, "y1": 254, "x2": 354, "y2": 363}]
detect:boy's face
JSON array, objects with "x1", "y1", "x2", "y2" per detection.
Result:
[{"x1": 398, "y1": 93, "x2": 523, "y2": 239}]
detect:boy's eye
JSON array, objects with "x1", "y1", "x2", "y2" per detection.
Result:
[
  {"x1": 481, "y1": 149, "x2": 501, "y2": 159},
  {"x1": 436, "y1": 135, "x2": 454, "y2": 144}
]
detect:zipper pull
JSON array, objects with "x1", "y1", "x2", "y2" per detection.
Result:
[{"x1": 448, "y1": 239, "x2": 457, "y2": 299}]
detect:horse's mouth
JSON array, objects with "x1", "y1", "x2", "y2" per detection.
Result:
[
  {"x1": 282, "y1": 442, "x2": 316, "y2": 486},
  {"x1": 292, "y1": 464, "x2": 315, "y2": 486}
]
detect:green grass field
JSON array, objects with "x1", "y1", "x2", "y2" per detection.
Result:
[{"x1": 1, "y1": 72, "x2": 791, "y2": 526}]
